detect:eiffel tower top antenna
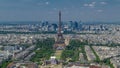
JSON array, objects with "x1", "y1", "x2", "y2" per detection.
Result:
[{"x1": 58, "y1": 11, "x2": 62, "y2": 34}]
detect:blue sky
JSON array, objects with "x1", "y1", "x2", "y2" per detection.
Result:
[{"x1": 0, "y1": 0, "x2": 120, "y2": 22}]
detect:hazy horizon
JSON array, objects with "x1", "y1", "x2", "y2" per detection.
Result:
[{"x1": 0, "y1": 21, "x2": 120, "y2": 25}]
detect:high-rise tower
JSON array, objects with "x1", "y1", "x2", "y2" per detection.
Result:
[
  {"x1": 58, "y1": 11, "x2": 61, "y2": 34},
  {"x1": 57, "y1": 11, "x2": 64, "y2": 42},
  {"x1": 54, "y1": 11, "x2": 65, "y2": 50}
]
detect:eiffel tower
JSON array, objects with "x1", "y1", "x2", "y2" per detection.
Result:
[{"x1": 54, "y1": 11, "x2": 65, "y2": 50}]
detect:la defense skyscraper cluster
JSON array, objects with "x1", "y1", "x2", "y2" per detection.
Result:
[{"x1": 54, "y1": 11, "x2": 66, "y2": 50}]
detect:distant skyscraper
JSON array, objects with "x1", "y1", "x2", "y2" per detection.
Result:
[
  {"x1": 79, "y1": 21, "x2": 83, "y2": 31},
  {"x1": 72, "y1": 21, "x2": 78, "y2": 30},
  {"x1": 52, "y1": 23, "x2": 58, "y2": 31},
  {"x1": 69, "y1": 21, "x2": 73, "y2": 28}
]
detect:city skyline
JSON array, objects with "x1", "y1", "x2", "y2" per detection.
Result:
[{"x1": 0, "y1": 0, "x2": 120, "y2": 22}]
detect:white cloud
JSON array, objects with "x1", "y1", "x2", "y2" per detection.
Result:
[
  {"x1": 37, "y1": 3, "x2": 43, "y2": 6},
  {"x1": 92, "y1": 2, "x2": 96, "y2": 4},
  {"x1": 83, "y1": 4, "x2": 89, "y2": 7},
  {"x1": 45, "y1": 2, "x2": 49, "y2": 5},
  {"x1": 100, "y1": 2, "x2": 107, "y2": 5},
  {"x1": 71, "y1": 6, "x2": 75, "y2": 8},
  {"x1": 97, "y1": 9, "x2": 103, "y2": 12},
  {"x1": 53, "y1": 8, "x2": 57, "y2": 10},
  {"x1": 83, "y1": 2, "x2": 96, "y2": 8},
  {"x1": 88, "y1": 4, "x2": 95, "y2": 7},
  {"x1": 63, "y1": 7, "x2": 67, "y2": 10}
]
